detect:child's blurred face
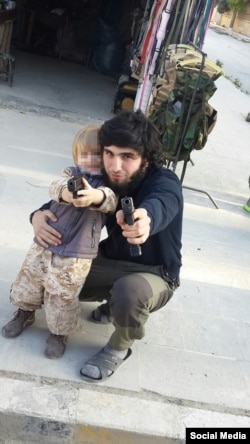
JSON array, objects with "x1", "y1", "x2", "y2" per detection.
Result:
[{"x1": 77, "y1": 150, "x2": 101, "y2": 174}]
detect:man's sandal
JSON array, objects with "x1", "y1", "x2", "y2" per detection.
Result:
[
  {"x1": 91, "y1": 302, "x2": 113, "y2": 324},
  {"x1": 80, "y1": 347, "x2": 132, "y2": 383}
]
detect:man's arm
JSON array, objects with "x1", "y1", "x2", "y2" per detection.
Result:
[{"x1": 29, "y1": 201, "x2": 51, "y2": 224}]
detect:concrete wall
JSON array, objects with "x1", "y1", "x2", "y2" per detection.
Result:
[{"x1": 211, "y1": 5, "x2": 250, "y2": 37}]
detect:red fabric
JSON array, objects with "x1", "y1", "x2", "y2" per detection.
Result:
[{"x1": 140, "y1": 0, "x2": 163, "y2": 65}]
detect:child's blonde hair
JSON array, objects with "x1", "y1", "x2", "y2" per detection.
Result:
[{"x1": 72, "y1": 124, "x2": 101, "y2": 166}]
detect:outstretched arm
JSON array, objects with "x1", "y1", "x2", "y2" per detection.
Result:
[{"x1": 50, "y1": 170, "x2": 117, "y2": 212}]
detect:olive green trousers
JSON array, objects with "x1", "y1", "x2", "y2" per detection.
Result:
[{"x1": 79, "y1": 255, "x2": 174, "y2": 350}]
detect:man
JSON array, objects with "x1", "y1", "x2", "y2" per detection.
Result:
[{"x1": 25, "y1": 110, "x2": 183, "y2": 383}]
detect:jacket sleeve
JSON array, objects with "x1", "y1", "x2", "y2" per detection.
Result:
[
  {"x1": 49, "y1": 167, "x2": 73, "y2": 202},
  {"x1": 90, "y1": 187, "x2": 118, "y2": 213},
  {"x1": 139, "y1": 173, "x2": 183, "y2": 235}
]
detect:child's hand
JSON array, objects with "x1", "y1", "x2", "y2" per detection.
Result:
[{"x1": 73, "y1": 178, "x2": 105, "y2": 208}]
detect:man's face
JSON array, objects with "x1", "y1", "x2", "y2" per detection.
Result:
[
  {"x1": 102, "y1": 145, "x2": 146, "y2": 194},
  {"x1": 103, "y1": 145, "x2": 143, "y2": 182}
]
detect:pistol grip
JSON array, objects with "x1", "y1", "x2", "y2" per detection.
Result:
[
  {"x1": 125, "y1": 214, "x2": 134, "y2": 225},
  {"x1": 129, "y1": 244, "x2": 142, "y2": 257}
]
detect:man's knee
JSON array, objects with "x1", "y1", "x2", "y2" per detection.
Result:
[
  {"x1": 110, "y1": 273, "x2": 172, "y2": 325},
  {"x1": 109, "y1": 274, "x2": 153, "y2": 328},
  {"x1": 111, "y1": 274, "x2": 152, "y2": 306}
]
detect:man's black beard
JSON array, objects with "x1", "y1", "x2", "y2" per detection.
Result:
[{"x1": 102, "y1": 166, "x2": 147, "y2": 196}]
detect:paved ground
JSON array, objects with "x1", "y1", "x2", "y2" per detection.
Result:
[
  {"x1": 205, "y1": 24, "x2": 250, "y2": 94},
  {"x1": 0, "y1": 32, "x2": 250, "y2": 443}
]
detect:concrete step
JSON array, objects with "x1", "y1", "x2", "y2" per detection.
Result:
[{"x1": 1, "y1": 376, "x2": 250, "y2": 444}]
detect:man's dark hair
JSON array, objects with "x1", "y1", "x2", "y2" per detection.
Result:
[{"x1": 99, "y1": 109, "x2": 164, "y2": 168}]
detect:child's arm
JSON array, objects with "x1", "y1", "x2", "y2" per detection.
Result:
[
  {"x1": 71, "y1": 179, "x2": 117, "y2": 212},
  {"x1": 49, "y1": 167, "x2": 73, "y2": 204},
  {"x1": 49, "y1": 170, "x2": 117, "y2": 212},
  {"x1": 92, "y1": 186, "x2": 117, "y2": 213}
]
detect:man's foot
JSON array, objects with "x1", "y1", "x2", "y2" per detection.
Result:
[
  {"x1": 91, "y1": 302, "x2": 113, "y2": 324},
  {"x1": 1, "y1": 309, "x2": 35, "y2": 338},
  {"x1": 44, "y1": 333, "x2": 68, "y2": 359},
  {"x1": 80, "y1": 344, "x2": 132, "y2": 383}
]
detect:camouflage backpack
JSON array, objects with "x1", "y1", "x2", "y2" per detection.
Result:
[{"x1": 148, "y1": 44, "x2": 223, "y2": 164}]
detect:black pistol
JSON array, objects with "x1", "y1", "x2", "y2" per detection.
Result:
[
  {"x1": 121, "y1": 196, "x2": 142, "y2": 257},
  {"x1": 67, "y1": 174, "x2": 84, "y2": 199}
]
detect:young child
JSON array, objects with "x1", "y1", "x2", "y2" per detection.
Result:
[{"x1": 2, "y1": 125, "x2": 117, "y2": 359}]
